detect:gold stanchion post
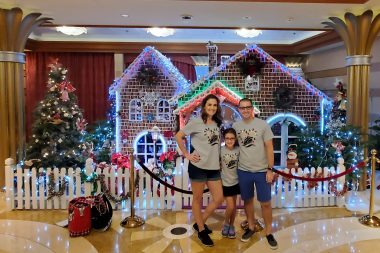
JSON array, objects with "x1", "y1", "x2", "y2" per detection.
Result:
[
  {"x1": 120, "y1": 148, "x2": 145, "y2": 228},
  {"x1": 359, "y1": 149, "x2": 380, "y2": 227}
]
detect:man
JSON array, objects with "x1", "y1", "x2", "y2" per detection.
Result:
[{"x1": 232, "y1": 98, "x2": 278, "y2": 250}]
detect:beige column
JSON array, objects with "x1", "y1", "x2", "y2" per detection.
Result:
[
  {"x1": 114, "y1": 53, "x2": 125, "y2": 78},
  {"x1": 0, "y1": 7, "x2": 51, "y2": 187},
  {"x1": 323, "y1": 10, "x2": 380, "y2": 190}
]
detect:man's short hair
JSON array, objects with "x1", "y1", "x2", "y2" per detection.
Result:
[{"x1": 239, "y1": 98, "x2": 253, "y2": 106}]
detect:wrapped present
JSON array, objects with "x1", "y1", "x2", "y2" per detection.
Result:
[
  {"x1": 87, "y1": 193, "x2": 113, "y2": 231},
  {"x1": 68, "y1": 197, "x2": 91, "y2": 237}
]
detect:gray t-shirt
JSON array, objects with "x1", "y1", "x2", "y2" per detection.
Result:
[
  {"x1": 233, "y1": 118, "x2": 274, "y2": 172},
  {"x1": 182, "y1": 117, "x2": 220, "y2": 170},
  {"x1": 221, "y1": 146, "x2": 239, "y2": 186}
]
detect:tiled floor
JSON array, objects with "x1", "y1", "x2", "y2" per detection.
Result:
[{"x1": 1, "y1": 192, "x2": 380, "y2": 253}]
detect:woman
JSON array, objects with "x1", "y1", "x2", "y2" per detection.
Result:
[{"x1": 175, "y1": 94, "x2": 224, "y2": 247}]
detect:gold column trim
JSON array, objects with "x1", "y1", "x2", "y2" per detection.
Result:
[
  {"x1": 0, "y1": 51, "x2": 25, "y2": 63},
  {"x1": 345, "y1": 55, "x2": 371, "y2": 66}
]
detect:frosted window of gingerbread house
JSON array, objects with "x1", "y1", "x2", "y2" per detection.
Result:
[
  {"x1": 268, "y1": 115, "x2": 305, "y2": 168},
  {"x1": 135, "y1": 132, "x2": 166, "y2": 165},
  {"x1": 129, "y1": 99, "x2": 143, "y2": 121},
  {"x1": 156, "y1": 99, "x2": 171, "y2": 122}
]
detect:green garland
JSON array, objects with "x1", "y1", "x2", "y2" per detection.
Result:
[
  {"x1": 273, "y1": 85, "x2": 296, "y2": 110},
  {"x1": 80, "y1": 171, "x2": 130, "y2": 203},
  {"x1": 137, "y1": 64, "x2": 159, "y2": 86},
  {"x1": 47, "y1": 173, "x2": 68, "y2": 200},
  {"x1": 237, "y1": 53, "x2": 265, "y2": 77}
]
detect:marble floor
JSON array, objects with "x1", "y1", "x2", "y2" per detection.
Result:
[{"x1": 1, "y1": 192, "x2": 380, "y2": 253}]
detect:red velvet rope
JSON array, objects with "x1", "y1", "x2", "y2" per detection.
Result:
[{"x1": 272, "y1": 161, "x2": 366, "y2": 182}]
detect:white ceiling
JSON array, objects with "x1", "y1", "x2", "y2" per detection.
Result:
[{"x1": 2, "y1": 0, "x2": 380, "y2": 44}]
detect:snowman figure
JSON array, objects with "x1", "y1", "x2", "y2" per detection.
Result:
[
  {"x1": 286, "y1": 144, "x2": 299, "y2": 169},
  {"x1": 336, "y1": 157, "x2": 346, "y2": 191}
]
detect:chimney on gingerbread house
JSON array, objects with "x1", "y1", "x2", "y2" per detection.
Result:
[{"x1": 206, "y1": 41, "x2": 218, "y2": 72}]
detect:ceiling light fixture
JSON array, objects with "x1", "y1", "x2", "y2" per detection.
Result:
[
  {"x1": 147, "y1": 27, "x2": 175, "y2": 37},
  {"x1": 56, "y1": 26, "x2": 87, "y2": 36},
  {"x1": 235, "y1": 28, "x2": 262, "y2": 38},
  {"x1": 121, "y1": 14, "x2": 129, "y2": 18}
]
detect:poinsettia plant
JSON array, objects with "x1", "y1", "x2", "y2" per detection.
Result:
[
  {"x1": 111, "y1": 153, "x2": 130, "y2": 169},
  {"x1": 159, "y1": 150, "x2": 177, "y2": 175}
]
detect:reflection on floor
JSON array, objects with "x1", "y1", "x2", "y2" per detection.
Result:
[{"x1": 1, "y1": 192, "x2": 380, "y2": 253}]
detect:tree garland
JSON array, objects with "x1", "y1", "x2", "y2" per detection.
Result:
[
  {"x1": 327, "y1": 173, "x2": 348, "y2": 197},
  {"x1": 273, "y1": 85, "x2": 296, "y2": 110},
  {"x1": 98, "y1": 174, "x2": 130, "y2": 204},
  {"x1": 236, "y1": 53, "x2": 265, "y2": 77},
  {"x1": 306, "y1": 171, "x2": 323, "y2": 190},
  {"x1": 80, "y1": 171, "x2": 131, "y2": 204},
  {"x1": 137, "y1": 64, "x2": 159, "y2": 86},
  {"x1": 47, "y1": 173, "x2": 68, "y2": 200}
]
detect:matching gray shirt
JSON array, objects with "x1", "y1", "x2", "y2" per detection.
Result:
[
  {"x1": 182, "y1": 117, "x2": 220, "y2": 170},
  {"x1": 232, "y1": 118, "x2": 274, "y2": 173},
  {"x1": 220, "y1": 146, "x2": 239, "y2": 186},
  {"x1": 182, "y1": 116, "x2": 273, "y2": 174}
]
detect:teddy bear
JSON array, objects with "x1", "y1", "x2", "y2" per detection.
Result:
[{"x1": 286, "y1": 144, "x2": 299, "y2": 169}]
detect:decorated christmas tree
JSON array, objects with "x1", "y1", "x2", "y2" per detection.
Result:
[
  {"x1": 295, "y1": 82, "x2": 363, "y2": 172},
  {"x1": 26, "y1": 59, "x2": 87, "y2": 168},
  {"x1": 82, "y1": 93, "x2": 117, "y2": 163}
]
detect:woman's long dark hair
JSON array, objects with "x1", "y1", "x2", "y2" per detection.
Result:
[{"x1": 200, "y1": 94, "x2": 223, "y2": 127}]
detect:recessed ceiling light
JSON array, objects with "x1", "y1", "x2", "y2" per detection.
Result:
[
  {"x1": 147, "y1": 27, "x2": 175, "y2": 37},
  {"x1": 287, "y1": 17, "x2": 294, "y2": 22},
  {"x1": 235, "y1": 28, "x2": 262, "y2": 38},
  {"x1": 121, "y1": 14, "x2": 129, "y2": 18},
  {"x1": 56, "y1": 26, "x2": 87, "y2": 36}
]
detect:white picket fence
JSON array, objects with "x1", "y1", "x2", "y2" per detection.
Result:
[{"x1": 4, "y1": 157, "x2": 345, "y2": 211}]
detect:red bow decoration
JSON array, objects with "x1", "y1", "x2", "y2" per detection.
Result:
[
  {"x1": 76, "y1": 118, "x2": 87, "y2": 131},
  {"x1": 111, "y1": 153, "x2": 130, "y2": 170},
  {"x1": 47, "y1": 58, "x2": 62, "y2": 69},
  {"x1": 59, "y1": 81, "x2": 76, "y2": 92},
  {"x1": 59, "y1": 81, "x2": 76, "y2": 101}
]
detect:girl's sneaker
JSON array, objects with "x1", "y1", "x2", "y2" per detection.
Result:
[
  {"x1": 221, "y1": 224, "x2": 230, "y2": 237},
  {"x1": 228, "y1": 225, "x2": 236, "y2": 239}
]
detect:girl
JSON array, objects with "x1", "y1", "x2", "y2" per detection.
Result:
[
  {"x1": 220, "y1": 128, "x2": 240, "y2": 239},
  {"x1": 175, "y1": 94, "x2": 224, "y2": 247}
]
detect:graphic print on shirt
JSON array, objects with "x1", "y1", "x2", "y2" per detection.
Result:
[
  {"x1": 237, "y1": 128, "x2": 257, "y2": 147},
  {"x1": 204, "y1": 127, "x2": 220, "y2": 146},
  {"x1": 222, "y1": 153, "x2": 239, "y2": 170}
]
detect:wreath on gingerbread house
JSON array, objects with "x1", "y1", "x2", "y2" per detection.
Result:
[
  {"x1": 137, "y1": 64, "x2": 159, "y2": 86},
  {"x1": 273, "y1": 85, "x2": 296, "y2": 110},
  {"x1": 237, "y1": 53, "x2": 266, "y2": 77}
]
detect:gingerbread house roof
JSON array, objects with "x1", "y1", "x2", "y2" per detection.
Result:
[
  {"x1": 169, "y1": 43, "x2": 331, "y2": 104},
  {"x1": 109, "y1": 46, "x2": 190, "y2": 95},
  {"x1": 173, "y1": 79, "x2": 260, "y2": 115}
]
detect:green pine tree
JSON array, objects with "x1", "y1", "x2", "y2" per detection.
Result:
[
  {"x1": 26, "y1": 60, "x2": 86, "y2": 168},
  {"x1": 294, "y1": 82, "x2": 365, "y2": 188}
]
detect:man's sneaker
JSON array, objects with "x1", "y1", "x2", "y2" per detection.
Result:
[
  {"x1": 198, "y1": 229, "x2": 214, "y2": 247},
  {"x1": 266, "y1": 234, "x2": 278, "y2": 250},
  {"x1": 221, "y1": 224, "x2": 230, "y2": 237},
  {"x1": 228, "y1": 225, "x2": 236, "y2": 239},
  {"x1": 193, "y1": 223, "x2": 212, "y2": 234},
  {"x1": 241, "y1": 229, "x2": 255, "y2": 242}
]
